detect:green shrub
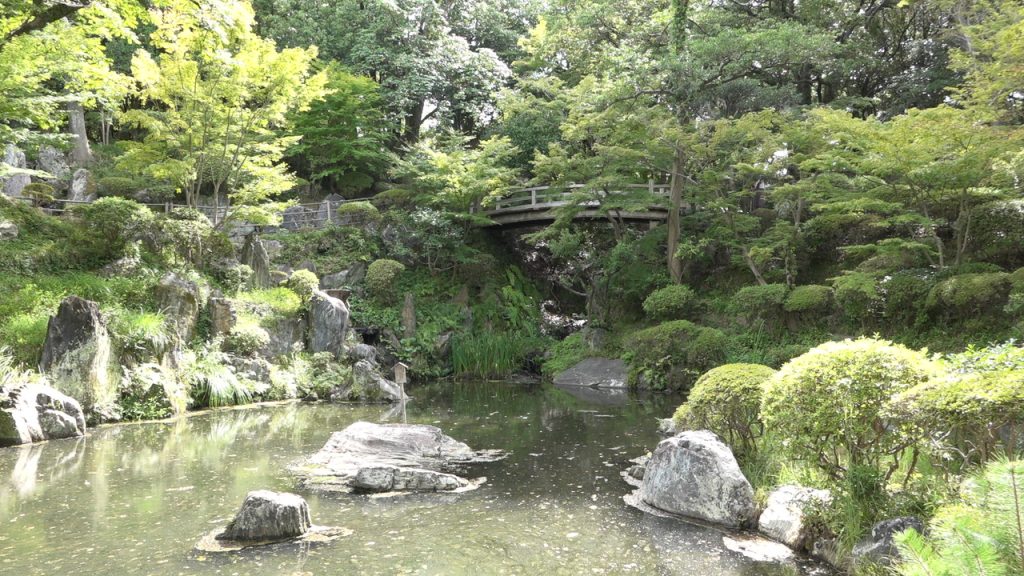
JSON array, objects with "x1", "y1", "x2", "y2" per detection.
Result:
[
  {"x1": 366, "y1": 259, "x2": 406, "y2": 303},
  {"x1": 879, "y1": 271, "x2": 933, "y2": 327},
  {"x1": 894, "y1": 369, "x2": 1024, "y2": 465},
  {"x1": 0, "y1": 311, "x2": 49, "y2": 366},
  {"x1": 96, "y1": 176, "x2": 139, "y2": 198},
  {"x1": 831, "y1": 271, "x2": 880, "y2": 326},
  {"x1": 223, "y1": 324, "x2": 270, "y2": 357},
  {"x1": 761, "y1": 337, "x2": 941, "y2": 481},
  {"x1": 673, "y1": 363, "x2": 776, "y2": 456},
  {"x1": 71, "y1": 197, "x2": 154, "y2": 264},
  {"x1": 336, "y1": 201, "x2": 381, "y2": 224},
  {"x1": 970, "y1": 199, "x2": 1024, "y2": 268},
  {"x1": 108, "y1": 310, "x2": 172, "y2": 365},
  {"x1": 541, "y1": 332, "x2": 588, "y2": 378},
  {"x1": 1010, "y1": 267, "x2": 1024, "y2": 293},
  {"x1": 926, "y1": 272, "x2": 1011, "y2": 318},
  {"x1": 642, "y1": 284, "x2": 698, "y2": 320},
  {"x1": 286, "y1": 269, "x2": 319, "y2": 300},
  {"x1": 732, "y1": 283, "x2": 789, "y2": 323},
  {"x1": 119, "y1": 363, "x2": 188, "y2": 420},
  {"x1": 235, "y1": 287, "x2": 302, "y2": 316},
  {"x1": 622, "y1": 320, "x2": 728, "y2": 391},
  {"x1": 306, "y1": 351, "x2": 349, "y2": 399},
  {"x1": 783, "y1": 285, "x2": 833, "y2": 314},
  {"x1": 21, "y1": 182, "x2": 54, "y2": 206},
  {"x1": 895, "y1": 459, "x2": 1024, "y2": 576},
  {"x1": 221, "y1": 264, "x2": 253, "y2": 296}
]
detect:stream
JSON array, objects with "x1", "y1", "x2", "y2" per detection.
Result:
[{"x1": 0, "y1": 382, "x2": 829, "y2": 575}]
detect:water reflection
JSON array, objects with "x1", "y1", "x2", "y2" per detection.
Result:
[{"x1": 0, "y1": 384, "x2": 827, "y2": 576}]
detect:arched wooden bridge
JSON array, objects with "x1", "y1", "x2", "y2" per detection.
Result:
[{"x1": 483, "y1": 183, "x2": 672, "y2": 227}]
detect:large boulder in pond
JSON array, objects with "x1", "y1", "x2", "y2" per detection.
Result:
[
  {"x1": 196, "y1": 490, "x2": 349, "y2": 552},
  {"x1": 240, "y1": 233, "x2": 272, "y2": 289},
  {"x1": 0, "y1": 383, "x2": 86, "y2": 446},
  {"x1": 154, "y1": 272, "x2": 201, "y2": 344},
  {"x1": 330, "y1": 360, "x2": 404, "y2": 403},
  {"x1": 39, "y1": 296, "x2": 118, "y2": 421},
  {"x1": 636, "y1": 430, "x2": 756, "y2": 528},
  {"x1": 758, "y1": 485, "x2": 832, "y2": 551},
  {"x1": 553, "y1": 357, "x2": 628, "y2": 389},
  {"x1": 308, "y1": 289, "x2": 349, "y2": 358},
  {"x1": 292, "y1": 421, "x2": 506, "y2": 493}
]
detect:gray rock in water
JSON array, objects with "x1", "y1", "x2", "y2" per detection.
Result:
[
  {"x1": 553, "y1": 357, "x2": 628, "y2": 389},
  {"x1": 154, "y1": 272, "x2": 201, "y2": 344},
  {"x1": 637, "y1": 430, "x2": 756, "y2": 528},
  {"x1": 758, "y1": 485, "x2": 832, "y2": 551},
  {"x1": 39, "y1": 296, "x2": 117, "y2": 421},
  {"x1": 331, "y1": 360, "x2": 404, "y2": 403},
  {"x1": 308, "y1": 289, "x2": 349, "y2": 358},
  {"x1": 67, "y1": 168, "x2": 93, "y2": 202},
  {"x1": 219, "y1": 490, "x2": 311, "y2": 542},
  {"x1": 657, "y1": 418, "x2": 678, "y2": 435},
  {"x1": 852, "y1": 516, "x2": 925, "y2": 566},
  {"x1": 293, "y1": 421, "x2": 505, "y2": 493},
  {"x1": 0, "y1": 220, "x2": 18, "y2": 240},
  {"x1": 0, "y1": 383, "x2": 86, "y2": 445},
  {"x1": 2, "y1": 144, "x2": 31, "y2": 197},
  {"x1": 240, "y1": 233, "x2": 272, "y2": 289}
]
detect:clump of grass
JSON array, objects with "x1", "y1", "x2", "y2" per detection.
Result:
[
  {"x1": 452, "y1": 332, "x2": 541, "y2": 379},
  {"x1": 235, "y1": 287, "x2": 303, "y2": 316},
  {"x1": 108, "y1": 309, "x2": 172, "y2": 364}
]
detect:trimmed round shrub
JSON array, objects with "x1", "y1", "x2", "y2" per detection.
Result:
[
  {"x1": 893, "y1": 369, "x2": 1024, "y2": 464},
  {"x1": 970, "y1": 199, "x2": 1024, "y2": 268},
  {"x1": 71, "y1": 197, "x2": 155, "y2": 262},
  {"x1": 365, "y1": 259, "x2": 406, "y2": 302},
  {"x1": 336, "y1": 201, "x2": 381, "y2": 224},
  {"x1": 832, "y1": 271, "x2": 880, "y2": 326},
  {"x1": 642, "y1": 284, "x2": 697, "y2": 320},
  {"x1": 223, "y1": 324, "x2": 270, "y2": 357},
  {"x1": 221, "y1": 264, "x2": 253, "y2": 295},
  {"x1": 879, "y1": 271, "x2": 933, "y2": 327},
  {"x1": 622, "y1": 320, "x2": 728, "y2": 391},
  {"x1": 926, "y1": 272, "x2": 1011, "y2": 318},
  {"x1": 673, "y1": 363, "x2": 776, "y2": 455},
  {"x1": 97, "y1": 176, "x2": 139, "y2": 198},
  {"x1": 783, "y1": 285, "x2": 833, "y2": 314},
  {"x1": 286, "y1": 269, "x2": 319, "y2": 300},
  {"x1": 761, "y1": 337, "x2": 941, "y2": 480},
  {"x1": 21, "y1": 182, "x2": 55, "y2": 206},
  {"x1": 1010, "y1": 267, "x2": 1024, "y2": 293},
  {"x1": 732, "y1": 283, "x2": 789, "y2": 323}
]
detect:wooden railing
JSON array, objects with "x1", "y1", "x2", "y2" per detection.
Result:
[{"x1": 487, "y1": 182, "x2": 672, "y2": 213}]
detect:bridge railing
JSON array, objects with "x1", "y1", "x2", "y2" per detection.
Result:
[{"x1": 488, "y1": 182, "x2": 672, "y2": 213}]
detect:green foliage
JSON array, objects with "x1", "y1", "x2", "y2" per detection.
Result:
[
  {"x1": 0, "y1": 347, "x2": 41, "y2": 389},
  {"x1": 452, "y1": 332, "x2": 542, "y2": 379},
  {"x1": 832, "y1": 272, "x2": 881, "y2": 326},
  {"x1": 264, "y1": 226, "x2": 378, "y2": 277},
  {"x1": 96, "y1": 176, "x2": 139, "y2": 198},
  {"x1": 365, "y1": 259, "x2": 406, "y2": 303},
  {"x1": 21, "y1": 182, "x2": 54, "y2": 206},
  {"x1": 306, "y1": 351, "x2": 349, "y2": 399},
  {"x1": 336, "y1": 201, "x2": 381, "y2": 224},
  {"x1": 220, "y1": 264, "x2": 253, "y2": 296},
  {"x1": 235, "y1": 288, "x2": 303, "y2": 316},
  {"x1": 926, "y1": 272, "x2": 1011, "y2": 319},
  {"x1": 119, "y1": 363, "x2": 188, "y2": 421},
  {"x1": 783, "y1": 285, "x2": 833, "y2": 314},
  {"x1": 673, "y1": 363, "x2": 776, "y2": 456},
  {"x1": 622, "y1": 321, "x2": 728, "y2": 391},
  {"x1": 223, "y1": 324, "x2": 270, "y2": 357},
  {"x1": 541, "y1": 332, "x2": 589, "y2": 378},
  {"x1": 108, "y1": 309, "x2": 172, "y2": 365},
  {"x1": 895, "y1": 459, "x2": 1024, "y2": 576},
  {"x1": 285, "y1": 270, "x2": 319, "y2": 301},
  {"x1": 879, "y1": 272, "x2": 933, "y2": 327},
  {"x1": 181, "y1": 342, "x2": 251, "y2": 408},
  {"x1": 642, "y1": 284, "x2": 698, "y2": 321},
  {"x1": 70, "y1": 197, "x2": 154, "y2": 264},
  {"x1": 732, "y1": 283, "x2": 789, "y2": 323},
  {"x1": 761, "y1": 338, "x2": 941, "y2": 481}
]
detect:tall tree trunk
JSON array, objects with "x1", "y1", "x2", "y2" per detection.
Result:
[
  {"x1": 67, "y1": 101, "x2": 92, "y2": 166},
  {"x1": 742, "y1": 246, "x2": 768, "y2": 285},
  {"x1": 667, "y1": 149, "x2": 685, "y2": 284}
]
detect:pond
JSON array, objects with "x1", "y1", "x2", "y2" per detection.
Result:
[{"x1": 0, "y1": 382, "x2": 829, "y2": 575}]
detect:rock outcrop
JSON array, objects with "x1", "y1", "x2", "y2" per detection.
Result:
[
  {"x1": 0, "y1": 383, "x2": 86, "y2": 446},
  {"x1": 36, "y1": 145, "x2": 70, "y2": 186},
  {"x1": 39, "y1": 296, "x2": 118, "y2": 421},
  {"x1": 154, "y1": 272, "x2": 201, "y2": 344},
  {"x1": 758, "y1": 485, "x2": 832, "y2": 551},
  {"x1": 2, "y1": 144, "x2": 30, "y2": 197},
  {"x1": 196, "y1": 490, "x2": 349, "y2": 552},
  {"x1": 553, "y1": 358, "x2": 628, "y2": 389},
  {"x1": 67, "y1": 168, "x2": 92, "y2": 202},
  {"x1": 308, "y1": 289, "x2": 349, "y2": 358},
  {"x1": 293, "y1": 421, "x2": 505, "y2": 493},
  {"x1": 330, "y1": 360, "x2": 405, "y2": 403},
  {"x1": 321, "y1": 263, "x2": 367, "y2": 289},
  {"x1": 262, "y1": 316, "x2": 305, "y2": 358},
  {"x1": 208, "y1": 297, "x2": 237, "y2": 337},
  {"x1": 633, "y1": 431, "x2": 756, "y2": 528},
  {"x1": 0, "y1": 219, "x2": 18, "y2": 240},
  {"x1": 240, "y1": 233, "x2": 272, "y2": 289},
  {"x1": 852, "y1": 517, "x2": 925, "y2": 567}
]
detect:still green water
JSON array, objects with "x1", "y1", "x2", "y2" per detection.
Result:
[{"x1": 0, "y1": 382, "x2": 827, "y2": 575}]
